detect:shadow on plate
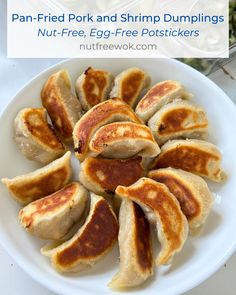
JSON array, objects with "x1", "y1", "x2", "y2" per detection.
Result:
[
  {"x1": 162, "y1": 239, "x2": 196, "y2": 275},
  {"x1": 198, "y1": 210, "x2": 222, "y2": 237},
  {"x1": 162, "y1": 210, "x2": 222, "y2": 275}
]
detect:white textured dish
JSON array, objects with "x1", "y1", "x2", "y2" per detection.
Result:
[{"x1": 0, "y1": 58, "x2": 236, "y2": 295}]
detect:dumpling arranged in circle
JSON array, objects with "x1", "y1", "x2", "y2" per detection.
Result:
[
  {"x1": 41, "y1": 69, "x2": 82, "y2": 142},
  {"x1": 135, "y1": 80, "x2": 192, "y2": 122},
  {"x1": 148, "y1": 168, "x2": 213, "y2": 232},
  {"x1": 14, "y1": 108, "x2": 66, "y2": 164},
  {"x1": 148, "y1": 100, "x2": 208, "y2": 145},
  {"x1": 149, "y1": 139, "x2": 224, "y2": 182},
  {"x1": 75, "y1": 67, "x2": 113, "y2": 111},
  {"x1": 109, "y1": 200, "x2": 153, "y2": 289},
  {"x1": 79, "y1": 157, "x2": 144, "y2": 196},
  {"x1": 41, "y1": 193, "x2": 118, "y2": 273},
  {"x1": 110, "y1": 67, "x2": 150, "y2": 107},
  {"x1": 116, "y1": 177, "x2": 188, "y2": 265},
  {"x1": 73, "y1": 98, "x2": 143, "y2": 161},
  {"x1": 89, "y1": 122, "x2": 160, "y2": 159},
  {"x1": 19, "y1": 182, "x2": 88, "y2": 240},
  {"x1": 2, "y1": 152, "x2": 72, "y2": 205}
]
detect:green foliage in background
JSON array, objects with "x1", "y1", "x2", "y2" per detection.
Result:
[
  {"x1": 229, "y1": 0, "x2": 236, "y2": 45},
  {"x1": 182, "y1": 0, "x2": 236, "y2": 73}
]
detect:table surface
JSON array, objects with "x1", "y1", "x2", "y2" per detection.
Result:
[{"x1": 1, "y1": 2, "x2": 236, "y2": 294}]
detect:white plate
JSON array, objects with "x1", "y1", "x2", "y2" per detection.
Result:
[{"x1": 0, "y1": 58, "x2": 236, "y2": 295}]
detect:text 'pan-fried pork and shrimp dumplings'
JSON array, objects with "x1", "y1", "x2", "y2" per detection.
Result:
[
  {"x1": 110, "y1": 67, "x2": 151, "y2": 107},
  {"x1": 14, "y1": 108, "x2": 66, "y2": 164},
  {"x1": 79, "y1": 157, "x2": 144, "y2": 196},
  {"x1": 75, "y1": 67, "x2": 113, "y2": 111},
  {"x1": 148, "y1": 100, "x2": 208, "y2": 145},
  {"x1": 41, "y1": 193, "x2": 118, "y2": 273},
  {"x1": 116, "y1": 177, "x2": 188, "y2": 265},
  {"x1": 2, "y1": 151, "x2": 72, "y2": 205},
  {"x1": 89, "y1": 122, "x2": 160, "y2": 159},
  {"x1": 150, "y1": 139, "x2": 224, "y2": 182},
  {"x1": 19, "y1": 182, "x2": 88, "y2": 240},
  {"x1": 73, "y1": 98, "x2": 143, "y2": 161},
  {"x1": 148, "y1": 168, "x2": 213, "y2": 232},
  {"x1": 135, "y1": 80, "x2": 192, "y2": 122},
  {"x1": 109, "y1": 200, "x2": 153, "y2": 289},
  {"x1": 41, "y1": 69, "x2": 82, "y2": 142}
]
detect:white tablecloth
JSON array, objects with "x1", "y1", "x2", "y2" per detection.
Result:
[{"x1": 1, "y1": 1, "x2": 236, "y2": 294}]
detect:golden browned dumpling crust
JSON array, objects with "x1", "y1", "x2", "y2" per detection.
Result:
[
  {"x1": 135, "y1": 80, "x2": 191, "y2": 122},
  {"x1": 150, "y1": 139, "x2": 224, "y2": 182},
  {"x1": 73, "y1": 98, "x2": 143, "y2": 161},
  {"x1": 79, "y1": 157, "x2": 144, "y2": 196},
  {"x1": 19, "y1": 182, "x2": 88, "y2": 240},
  {"x1": 89, "y1": 122, "x2": 160, "y2": 159},
  {"x1": 148, "y1": 168, "x2": 213, "y2": 231},
  {"x1": 41, "y1": 194, "x2": 118, "y2": 273},
  {"x1": 116, "y1": 177, "x2": 188, "y2": 265},
  {"x1": 109, "y1": 200, "x2": 153, "y2": 289},
  {"x1": 14, "y1": 108, "x2": 66, "y2": 164},
  {"x1": 148, "y1": 100, "x2": 208, "y2": 145},
  {"x1": 41, "y1": 69, "x2": 82, "y2": 142},
  {"x1": 76, "y1": 67, "x2": 113, "y2": 111},
  {"x1": 110, "y1": 67, "x2": 150, "y2": 107},
  {"x1": 2, "y1": 152, "x2": 72, "y2": 204}
]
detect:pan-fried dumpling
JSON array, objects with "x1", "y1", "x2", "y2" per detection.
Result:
[
  {"x1": 41, "y1": 69, "x2": 82, "y2": 142},
  {"x1": 14, "y1": 108, "x2": 66, "y2": 164},
  {"x1": 41, "y1": 193, "x2": 118, "y2": 273},
  {"x1": 135, "y1": 80, "x2": 192, "y2": 122},
  {"x1": 79, "y1": 157, "x2": 144, "y2": 196},
  {"x1": 150, "y1": 139, "x2": 224, "y2": 182},
  {"x1": 2, "y1": 152, "x2": 72, "y2": 205},
  {"x1": 148, "y1": 100, "x2": 208, "y2": 145},
  {"x1": 89, "y1": 122, "x2": 160, "y2": 158},
  {"x1": 116, "y1": 177, "x2": 188, "y2": 265},
  {"x1": 73, "y1": 98, "x2": 143, "y2": 161},
  {"x1": 110, "y1": 67, "x2": 150, "y2": 107},
  {"x1": 19, "y1": 182, "x2": 88, "y2": 240},
  {"x1": 75, "y1": 67, "x2": 113, "y2": 111},
  {"x1": 109, "y1": 200, "x2": 153, "y2": 289},
  {"x1": 148, "y1": 168, "x2": 213, "y2": 232}
]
